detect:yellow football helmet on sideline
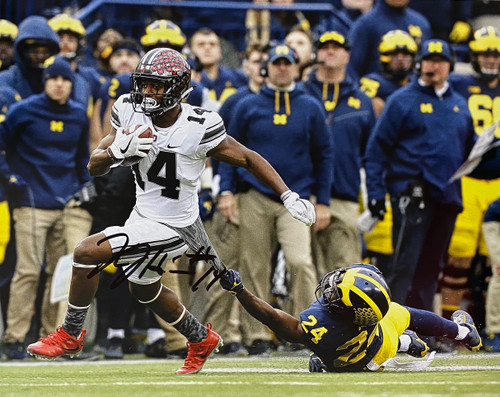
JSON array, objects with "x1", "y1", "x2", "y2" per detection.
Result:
[
  {"x1": 378, "y1": 30, "x2": 417, "y2": 81},
  {"x1": 140, "y1": 19, "x2": 186, "y2": 52},
  {"x1": 0, "y1": 19, "x2": 18, "y2": 42},
  {"x1": 0, "y1": 19, "x2": 18, "y2": 70},
  {"x1": 48, "y1": 13, "x2": 86, "y2": 38},
  {"x1": 469, "y1": 26, "x2": 500, "y2": 80}
]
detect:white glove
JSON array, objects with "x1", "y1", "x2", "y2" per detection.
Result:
[
  {"x1": 281, "y1": 190, "x2": 316, "y2": 226},
  {"x1": 108, "y1": 125, "x2": 154, "y2": 160}
]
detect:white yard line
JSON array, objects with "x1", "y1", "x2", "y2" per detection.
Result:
[{"x1": 0, "y1": 380, "x2": 499, "y2": 387}]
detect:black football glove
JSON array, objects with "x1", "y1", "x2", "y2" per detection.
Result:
[
  {"x1": 219, "y1": 269, "x2": 244, "y2": 295},
  {"x1": 368, "y1": 198, "x2": 386, "y2": 220},
  {"x1": 308, "y1": 353, "x2": 327, "y2": 373}
]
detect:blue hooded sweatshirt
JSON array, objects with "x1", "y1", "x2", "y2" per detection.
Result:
[
  {"x1": 0, "y1": 16, "x2": 59, "y2": 98},
  {"x1": 219, "y1": 84, "x2": 333, "y2": 205}
]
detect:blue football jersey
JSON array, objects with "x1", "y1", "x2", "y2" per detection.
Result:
[{"x1": 299, "y1": 298, "x2": 383, "y2": 372}]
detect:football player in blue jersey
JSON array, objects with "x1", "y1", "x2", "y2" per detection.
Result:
[
  {"x1": 358, "y1": 29, "x2": 418, "y2": 278},
  {"x1": 220, "y1": 263, "x2": 482, "y2": 372},
  {"x1": 442, "y1": 26, "x2": 500, "y2": 325},
  {"x1": 360, "y1": 29, "x2": 418, "y2": 117}
]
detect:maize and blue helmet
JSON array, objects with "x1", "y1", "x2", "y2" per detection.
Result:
[
  {"x1": 48, "y1": 14, "x2": 86, "y2": 39},
  {"x1": 140, "y1": 19, "x2": 186, "y2": 52},
  {"x1": 378, "y1": 30, "x2": 417, "y2": 80},
  {"x1": 469, "y1": 26, "x2": 500, "y2": 81},
  {"x1": 0, "y1": 19, "x2": 18, "y2": 42},
  {"x1": 315, "y1": 264, "x2": 391, "y2": 327}
]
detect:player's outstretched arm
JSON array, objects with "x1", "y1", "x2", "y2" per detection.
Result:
[
  {"x1": 210, "y1": 136, "x2": 316, "y2": 226},
  {"x1": 220, "y1": 269, "x2": 305, "y2": 344}
]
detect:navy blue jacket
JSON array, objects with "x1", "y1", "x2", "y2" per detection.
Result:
[
  {"x1": 200, "y1": 65, "x2": 248, "y2": 106},
  {"x1": 360, "y1": 72, "x2": 416, "y2": 102},
  {"x1": 214, "y1": 85, "x2": 256, "y2": 177},
  {"x1": 0, "y1": 16, "x2": 59, "y2": 98},
  {"x1": 0, "y1": 93, "x2": 90, "y2": 209},
  {"x1": 364, "y1": 79, "x2": 475, "y2": 209},
  {"x1": 304, "y1": 72, "x2": 375, "y2": 202},
  {"x1": 219, "y1": 84, "x2": 333, "y2": 205},
  {"x1": 218, "y1": 86, "x2": 255, "y2": 128},
  {"x1": 0, "y1": 87, "x2": 21, "y2": 202},
  {"x1": 347, "y1": 1, "x2": 431, "y2": 80}
]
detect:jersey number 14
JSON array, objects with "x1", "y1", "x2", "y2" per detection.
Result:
[{"x1": 133, "y1": 151, "x2": 180, "y2": 199}]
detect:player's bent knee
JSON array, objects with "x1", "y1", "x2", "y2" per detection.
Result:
[
  {"x1": 73, "y1": 233, "x2": 112, "y2": 265},
  {"x1": 129, "y1": 280, "x2": 163, "y2": 304}
]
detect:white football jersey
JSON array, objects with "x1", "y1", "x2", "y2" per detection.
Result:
[{"x1": 111, "y1": 95, "x2": 226, "y2": 227}]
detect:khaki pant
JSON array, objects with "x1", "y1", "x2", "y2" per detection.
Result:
[
  {"x1": 311, "y1": 198, "x2": 361, "y2": 275},
  {"x1": 238, "y1": 189, "x2": 317, "y2": 345},
  {"x1": 202, "y1": 210, "x2": 242, "y2": 344},
  {"x1": 483, "y1": 221, "x2": 500, "y2": 334},
  {"x1": 4, "y1": 207, "x2": 66, "y2": 343}
]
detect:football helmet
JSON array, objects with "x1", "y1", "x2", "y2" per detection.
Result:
[
  {"x1": 48, "y1": 14, "x2": 86, "y2": 61},
  {"x1": 130, "y1": 48, "x2": 192, "y2": 117},
  {"x1": 0, "y1": 19, "x2": 18, "y2": 70},
  {"x1": 315, "y1": 264, "x2": 391, "y2": 327},
  {"x1": 469, "y1": 26, "x2": 500, "y2": 81},
  {"x1": 48, "y1": 14, "x2": 86, "y2": 39},
  {"x1": 0, "y1": 19, "x2": 18, "y2": 42},
  {"x1": 378, "y1": 30, "x2": 417, "y2": 81},
  {"x1": 140, "y1": 19, "x2": 186, "y2": 52}
]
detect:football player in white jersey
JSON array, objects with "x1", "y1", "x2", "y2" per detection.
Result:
[{"x1": 27, "y1": 48, "x2": 317, "y2": 374}]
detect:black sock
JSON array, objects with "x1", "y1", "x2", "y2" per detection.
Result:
[
  {"x1": 62, "y1": 305, "x2": 88, "y2": 338},
  {"x1": 175, "y1": 312, "x2": 208, "y2": 343}
]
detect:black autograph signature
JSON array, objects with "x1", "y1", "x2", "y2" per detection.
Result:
[{"x1": 88, "y1": 233, "x2": 226, "y2": 291}]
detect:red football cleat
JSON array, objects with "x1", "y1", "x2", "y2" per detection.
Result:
[
  {"x1": 176, "y1": 323, "x2": 222, "y2": 375},
  {"x1": 27, "y1": 326, "x2": 86, "y2": 359}
]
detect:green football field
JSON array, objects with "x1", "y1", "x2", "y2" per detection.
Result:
[{"x1": 1, "y1": 352, "x2": 499, "y2": 397}]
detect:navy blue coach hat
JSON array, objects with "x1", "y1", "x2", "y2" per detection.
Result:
[
  {"x1": 420, "y1": 39, "x2": 454, "y2": 63},
  {"x1": 268, "y1": 44, "x2": 297, "y2": 64}
]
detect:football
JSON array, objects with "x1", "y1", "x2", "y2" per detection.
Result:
[{"x1": 120, "y1": 124, "x2": 154, "y2": 166}]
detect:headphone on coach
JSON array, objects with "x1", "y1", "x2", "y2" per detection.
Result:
[
  {"x1": 260, "y1": 56, "x2": 269, "y2": 78},
  {"x1": 414, "y1": 39, "x2": 456, "y2": 75}
]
